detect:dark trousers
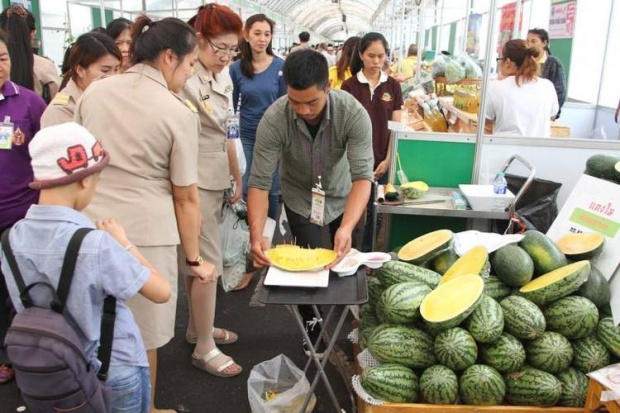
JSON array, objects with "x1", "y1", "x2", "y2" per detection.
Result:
[
  {"x1": 0, "y1": 227, "x2": 14, "y2": 365},
  {"x1": 284, "y1": 205, "x2": 342, "y2": 326},
  {"x1": 362, "y1": 175, "x2": 387, "y2": 252}
]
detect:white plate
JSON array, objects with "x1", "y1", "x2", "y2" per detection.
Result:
[
  {"x1": 332, "y1": 252, "x2": 392, "y2": 276},
  {"x1": 263, "y1": 266, "x2": 330, "y2": 288}
]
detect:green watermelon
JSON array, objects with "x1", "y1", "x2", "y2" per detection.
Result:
[
  {"x1": 376, "y1": 282, "x2": 432, "y2": 324},
  {"x1": 483, "y1": 275, "x2": 512, "y2": 300},
  {"x1": 427, "y1": 248, "x2": 459, "y2": 275},
  {"x1": 367, "y1": 276, "x2": 384, "y2": 306},
  {"x1": 543, "y1": 296, "x2": 599, "y2": 339},
  {"x1": 601, "y1": 304, "x2": 613, "y2": 317},
  {"x1": 518, "y1": 261, "x2": 590, "y2": 307},
  {"x1": 504, "y1": 368, "x2": 562, "y2": 406},
  {"x1": 359, "y1": 305, "x2": 380, "y2": 339},
  {"x1": 398, "y1": 230, "x2": 454, "y2": 265},
  {"x1": 585, "y1": 154, "x2": 620, "y2": 183},
  {"x1": 378, "y1": 260, "x2": 441, "y2": 289},
  {"x1": 557, "y1": 367, "x2": 589, "y2": 407},
  {"x1": 367, "y1": 325, "x2": 436, "y2": 369},
  {"x1": 361, "y1": 364, "x2": 418, "y2": 403},
  {"x1": 500, "y1": 296, "x2": 546, "y2": 340},
  {"x1": 478, "y1": 333, "x2": 526, "y2": 373},
  {"x1": 596, "y1": 316, "x2": 620, "y2": 358},
  {"x1": 459, "y1": 364, "x2": 505, "y2": 405},
  {"x1": 519, "y1": 230, "x2": 567, "y2": 275},
  {"x1": 525, "y1": 332, "x2": 573, "y2": 374},
  {"x1": 464, "y1": 295, "x2": 504, "y2": 343},
  {"x1": 433, "y1": 327, "x2": 477, "y2": 371},
  {"x1": 419, "y1": 365, "x2": 458, "y2": 404},
  {"x1": 577, "y1": 266, "x2": 611, "y2": 308},
  {"x1": 491, "y1": 244, "x2": 534, "y2": 287},
  {"x1": 571, "y1": 335, "x2": 610, "y2": 373}
]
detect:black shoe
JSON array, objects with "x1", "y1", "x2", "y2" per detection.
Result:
[{"x1": 303, "y1": 317, "x2": 326, "y2": 358}]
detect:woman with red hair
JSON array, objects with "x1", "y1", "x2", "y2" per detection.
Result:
[{"x1": 179, "y1": 3, "x2": 243, "y2": 378}]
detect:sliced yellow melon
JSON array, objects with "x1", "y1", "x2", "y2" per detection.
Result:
[
  {"x1": 556, "y1": 233, "x2": 605, "y2": 261},
  {"x1": 397, "y1": 229, "x2": 453, "y2": 265},
  {"x1": 519, "y1": 261, "x2": 591, "y2": 306},
  {"x1": 401, "y1": 181, "x2": 429, "y2": 199},
  {"x1": 420, "y1": 274, "x2": 484, "y2": 329},
  {"x1": 439, "y1": 245, "x2": 489, "y2": 285},
  {"x1": 266, "y1": 245, "x2": 337, "y2": 272}
]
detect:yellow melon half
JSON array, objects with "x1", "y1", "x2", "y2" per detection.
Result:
[
  {"x1": 439, "y1": 245, "x2": 489, "y2": 285},
  {"x1": 420, "y1": 274, "x2": 484, "y2": 329},
  {"x1": 519, "y1": 261, "x2": 591, "y2": 306},
  {"x1": 266, "y1": 245, "x2": 337, "y2": 272},
  {"x1": 556, "y1": 233, "x2": 605, "y2": 260},
  {"x1": 397, "y1": 229, "x2": 454, "y2": 265}
]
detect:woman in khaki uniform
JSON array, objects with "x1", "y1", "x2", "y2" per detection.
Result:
[
  {"x1": 178, "y1": 3, "x2": 243, "y2": 378},
  {"x1": 41, "y1": 32, "x2": 121, "y2": 128},
  {"x1": 75, "y1": 16, "x2": 215, "y2": 413}
]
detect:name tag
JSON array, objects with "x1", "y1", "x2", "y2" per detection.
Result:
[{"x1": 310, "y1": 177, "x2": 325, "y2": 226}]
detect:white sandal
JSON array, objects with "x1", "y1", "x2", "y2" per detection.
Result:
[{"x1": 191, "y1": 347, "x2": 242, "y2": 378}]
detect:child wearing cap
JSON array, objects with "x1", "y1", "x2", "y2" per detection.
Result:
[{"x1": 0, "y1": 122, "x2": 171, "y2": 413}]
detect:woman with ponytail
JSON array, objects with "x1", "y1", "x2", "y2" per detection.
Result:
[
  {"x1": 527, "y1": 28, "x2": 566, "y2": 117},
  {"x1": 41, "y1": 32, "x2": 121, "y2": 127},
  {"x1": 75, "y1": 15, "x2": 214, "y2": 413},
  {"x1": 486, "y1": 39, "x2": 558, "y2": 137}
]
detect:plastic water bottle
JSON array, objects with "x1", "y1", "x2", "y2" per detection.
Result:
[{"x1": 493, "y1": 172, "x2": 507, "y2": 195}]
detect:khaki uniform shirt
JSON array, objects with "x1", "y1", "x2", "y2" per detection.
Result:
[
  {"x1": 75, "y1": 63, "x2": 200, "y2": 246},
  {"x1": 41, "y1": 78, "x2": 82, "y2": 128},
  {"x1": 180, "y1": 62, "x2": 232, "y2": 191},
  {"x1": 33, "y1": 54, "x2": 60, "y2": 99},
  {"x1": 250, "y1": 89, "x2": 374, "y2": 224}
]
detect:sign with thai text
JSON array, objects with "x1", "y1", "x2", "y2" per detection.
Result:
[{"x1": 549, "y1": 1, "x2": 576, "y2": 39}]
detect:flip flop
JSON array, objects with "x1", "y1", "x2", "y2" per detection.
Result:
[
  {"x1": 191, "y1": 348, "x2": 242, "y2": 378},
  {"x1": 185, "y1": 328, "x2": 238, "y2": 345}
]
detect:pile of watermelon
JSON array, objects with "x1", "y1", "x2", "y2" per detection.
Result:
[{"x1": 358, "y1": 229, "x2": 616, "y2": 407}]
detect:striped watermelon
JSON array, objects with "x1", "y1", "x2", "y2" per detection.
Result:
[
  {"x1": 490, "y1": 244, "x2": 534, "y2": 287},
  {"x1": 483, "y1": 275, "x2": 512, "y2": 300},
  {"x1": 360, "y1": 364, "x2": 418, "y2": 403},
  {"x1": 478, "y1": 333, "x2": 526, "y2": 373},
  {"x1": 596, "y1": 316, "x2": 620, "y2": 358},
  {"x1": 571, "y1": 335, "x2": 610, "y2": 373},
  {"x1": 459, "y1": 364, "x2": 505, "y2": 405},
  {"x1": 525, "y1": 332, "x2": 573, "y2": 374},
  {"x1": 543, "y1": 296, "x2": 599, "y2": 339},
  {"x1": 557, "y1": 367, "x2": 589, "y2": 407},
  {"x1": 419, "y1": 365, "x2": 458, "y2": 404},
  {"x1": 505, "y1": 368, "x2": 562, "y2": 406},
  {"x1": 464, "y1": 295, "x2": 504, "y2": 343},
  {"x1": 433, "y1": 328, "x2": 477, "y2": 371},
  {"x1": 367, "y1": 276, "x2": 384, "y2": 306},
  {"x1": 376, "y1": 282, "x2": 432, "y2": 324},
  {"x1": 378, "y1": 260, "x2": 441, "y2": 289},
  {"x1": 518, "y1": 261, "x2": 590, "y2": 307},
  {"x1": 367, "y1": 325, "x2": 436, "y2": 369},
  {"x1": 359, "y1": 304, "x2": 380, "y2": 334},
  {"x1": 500, "y1": 296, "x2": 546, "y2": 340},
  {"x1": 576, "y1": 265, "x2": 610, "y2": 308}
]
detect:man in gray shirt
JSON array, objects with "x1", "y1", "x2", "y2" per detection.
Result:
[{"x1": 248, "y1": 49, "x2": 373, "y2": 355}]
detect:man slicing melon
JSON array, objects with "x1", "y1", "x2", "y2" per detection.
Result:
[{"x1": 247, "y1": 49, "x2": 374, "y2": 356}]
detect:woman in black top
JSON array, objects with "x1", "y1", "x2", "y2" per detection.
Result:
[{"x1": 527, "y1": 28, "x2": 566, "y2": 118}]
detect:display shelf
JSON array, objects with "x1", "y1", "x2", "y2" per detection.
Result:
[{"x1": 358, "y1": 401, "x2": 583, "y2": 413}]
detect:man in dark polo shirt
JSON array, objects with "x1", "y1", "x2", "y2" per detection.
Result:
[{"x1": 247, "y1": 49, "x2": 374, "y2": 356}]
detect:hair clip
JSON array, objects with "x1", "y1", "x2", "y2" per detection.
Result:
[
  {"x1": 142, "y1": 24, "x2": 150, "y2": 33},
  {"x1": 207, "y1": 3, "x2": 216, "y2": 10}
]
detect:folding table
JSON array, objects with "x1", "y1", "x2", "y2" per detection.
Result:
[{"x1": 257, "y1": 268, "x2": 368, "y2": 413}]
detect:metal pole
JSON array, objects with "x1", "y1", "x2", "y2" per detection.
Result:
[
  {"x1": 437, "y1": 0, "x2": 444, "y2": 53},
  {"x1": 417, "y1": 0, "x2": 426, "y2": 83},
  {"x1": 99, "y1": 0, "x2": 106, "y2": 28},
  {"x1": 513, "y1": 0, "x2": 522, "y2": 40},
  {"x1": 592, "y1": 0, "x2": 614, "y2": 134},
  {"x1": 65, "y1": 1, "x2": 72, "y2": 40},
  {"x1": 471, "y1": 0, "x2": 500, "y2": 184}
]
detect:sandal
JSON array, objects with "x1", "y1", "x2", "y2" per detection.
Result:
[
  {"x1": 191, "y1": 347, "x2": 242, "y2": 378},
  {"x1": 185, "y1": 328, "x2": 238, "y2": 345},
  {"x1": 232, "y1": 271, "x2": 256, "y2": 291}
]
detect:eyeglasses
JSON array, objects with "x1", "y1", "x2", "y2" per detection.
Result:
[
  {"x1": 496, "y1": 57, "x2": 506, "y2": 62},
  {"x1": 208, "y1": 39, "x2": 240, "y2": 57}
]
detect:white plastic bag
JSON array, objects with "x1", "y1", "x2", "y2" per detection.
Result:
[
  {"x1": 233, "y1": 137, "x2": 247, "y2": 175},
  {"x1": 247, "y1": 354, "x2": 316, "y2": 413},
  {"x1": 220, "y1": 203, "x2": 250, "y2": 292}
]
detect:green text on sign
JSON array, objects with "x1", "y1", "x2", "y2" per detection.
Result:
[{"x1": 569, "y1": 208, "x2": 620, "y2": 238}]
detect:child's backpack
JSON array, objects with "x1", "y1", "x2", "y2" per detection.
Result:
[{"x1": 1, "y1": 228, "x2": 116, "y2": 413}]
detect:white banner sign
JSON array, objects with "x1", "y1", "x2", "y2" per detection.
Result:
[{"x1": 549, "y1": 1, "x2": 577, "y2": 39}]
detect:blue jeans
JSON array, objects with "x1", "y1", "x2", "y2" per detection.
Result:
[
  {"x1": 241, "y1": 137, "x2": 280, "y2": 220},
  {"x1": 107, "y1": 364, "x2": 150, "y2": 413}
]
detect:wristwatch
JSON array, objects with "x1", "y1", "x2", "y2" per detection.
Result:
[{"x1": 186, "y1": 255, "x2": 204, "y2": 267}]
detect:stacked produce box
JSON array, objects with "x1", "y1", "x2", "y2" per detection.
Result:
[{"x1": 358, "y1": 228, "x2": 616, "y2": 409}]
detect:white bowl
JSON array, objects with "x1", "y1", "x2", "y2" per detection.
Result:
[{"x1": 459, "y1": 184, "x2": 515, "y2": 212}]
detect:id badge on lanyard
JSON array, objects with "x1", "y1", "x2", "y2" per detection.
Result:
[
  {"x1": 226, "y1": 108, "x2": 240, "y2": 140},
  {"x1": 0, "y1": 116, "x2": 14, "y2": 150},
  {"x1": 310, "y1": 175, "x2": 326, "y2": 226}
]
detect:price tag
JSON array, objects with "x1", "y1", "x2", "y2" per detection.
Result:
[{"x1": 310, "y1": 176, "x2": 325, "y2": 226}]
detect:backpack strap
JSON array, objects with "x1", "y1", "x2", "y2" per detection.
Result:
[
  {"x1": 1, "y1": 229, "x2": 33, "y2": 308},
  {"x1": 97, "y1": 295, "x2": 116, "y2": 381},
  {"x1": 54, "y1": 228, "x2": 94, "y2": 313}
]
